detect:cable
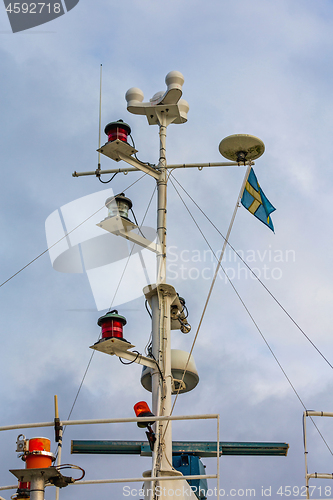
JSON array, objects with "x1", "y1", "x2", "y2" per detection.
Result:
[
  {"x1": 145, "y1": 299, "x2": 152, "y2": 319},
  {"x1": 55, "y1": 464, "x2": 85, "y2": 481},
  {"x1": 63, "y1": 351, "x2": 95, "y2": 429},
  {"x1": 167, "y1": 176, "x2": 333, "y2": 457},
  {"x1": 170, "y1": 173, "x2": 333, "y2": 372},
  {"x1": 107, "y1": 185, "x2": 157, "y2": 310},
  {"x1": 148, "y1": 352, "x2": 164, "y2": 381},
  {"x1": 119, "y1": 351, "x2": 140, "y2": 365},
  {"x1": 98, "y1": 172, "x2": 118, "y2": 184}
]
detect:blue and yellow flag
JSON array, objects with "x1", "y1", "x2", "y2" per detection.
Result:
[{"x1": 241, "y1": 168, "x2": 275, "y2": 232}]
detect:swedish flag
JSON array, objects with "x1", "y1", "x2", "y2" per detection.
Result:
[{"x1": 241, "y1": 168, "x2": 275, "y2": 232}]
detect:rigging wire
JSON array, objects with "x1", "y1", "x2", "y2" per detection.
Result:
[
  {"x1": 0, "y1": 174, "x2": 147, "y2": 290},
  {"x1": 130, "y1": 207, "x2": 147, "y2": 238},
  {"x1": 107, "y1": 185, "x2": 157, "y2": 311},
  {"x1": 170, "y1": 173, "x2": 333, "y2": 372},
  {"x1": 167, "y1": 176, "x2": 333, "y2": 457}
]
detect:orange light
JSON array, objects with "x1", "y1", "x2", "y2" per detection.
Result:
[
  {"x1": 25, "y1": 437, "x2": 55, "y2": 469},
  {"x1": 133, "y1": 401, "x2": 155, "y2": 428}
]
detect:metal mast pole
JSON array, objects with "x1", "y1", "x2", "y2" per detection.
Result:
[
  {"x1": 157, "y1": 112, "x2": 167, "y2": 284},
  {"x1": 151, "y1": 110, "x2": 173, "y2": 475}
]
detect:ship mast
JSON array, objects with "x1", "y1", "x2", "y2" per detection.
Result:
[{"x1": 73, "y1": 70, "x2": 267, "y2": 499}]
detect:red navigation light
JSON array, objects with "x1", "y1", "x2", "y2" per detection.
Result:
[
  {"x1": 134, "y1": 401, "x2": 155, "y2": 428},
  {"x1": 104, "y1": 119, "x2": 131, "y2": 143},
  {"x1": 97, "y1": 310, "x2": 127, "y2": 340}
]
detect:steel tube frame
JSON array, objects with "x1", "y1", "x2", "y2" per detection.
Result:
[
  {"x1": 0, "y1": 475, "x2": 218, "y2": 492},
  {"x1": 72, "y1": 160, "x2": 253, "y2": 177},
  {"x1": 73, "y1": 474, "x2": 217, "y2": 485},
  {"x1": 0, "y1": 414, "x2": 219, "y2": 495},
  {"x1": 305, "y1": 411, "x2": 333, "y2": 417},
  {"x1": 303, "y1": 410, "x2": 333, "y2": 499},
  {"x1": 0, "y1": 414, "x2": 218, "y2": 432}
]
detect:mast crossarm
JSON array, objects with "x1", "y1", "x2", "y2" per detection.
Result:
[
  {"x1": 90, "y1": 337, "x2": 157, "y2": 369},
  {"x1": 97, "y1": 216, "x2": 161, "y2": 254},
  {"x1": 72, "y1": 160, "x2": 254, "y2": 178},
  {"x1": 167, "y1": 161, "x2": 254, "y2": 169}
]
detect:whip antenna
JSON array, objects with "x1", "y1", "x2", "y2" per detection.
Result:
[{"x1": 97, "y1": 63, "x2": 103, "y2": 177}]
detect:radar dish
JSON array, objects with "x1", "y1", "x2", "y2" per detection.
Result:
[{"x1": 219, "y1": 134, "x2": 265, "y2": 162}]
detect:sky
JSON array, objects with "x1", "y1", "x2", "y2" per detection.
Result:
[{"x1": 1, "y1": 0, "x2": 333, "y2": 498}]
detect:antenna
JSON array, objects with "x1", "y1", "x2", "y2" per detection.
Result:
[{"x1": 97, "y1": 64, "x2": 103, "y2": 177}]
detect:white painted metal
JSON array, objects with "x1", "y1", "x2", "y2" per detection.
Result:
[
  {"x1": 0, "y1": 413, "x2": 219, "y2": 432},
  {"x1": 98, "y1": 138, "x2": 137, "y2": 162},
  {"x1": 55, "y1": 395, "x2": 62, "y2": 500},
  {"x1": 98, "y1": 139, "x2": 161, "y2": 179},
  {"x1": 125, "y1": 72, "x2": 189, "y2": 125},
  {"x1": 147, "y1": 110, "x2": 175, "y2": 479},
  {"x1": 150, "y1": 290, "x2": 162, "y2": 493},
  {"x1": 166, "y1": 161, "x2": 252, "y2": 169},
  {"x1": 305, "y1": 411, "x2": 333, "y2": 417},
  {"x1": 217, "y1": 414, "x2": 220, "y2": 500},
  {"x1": 90, "y1": 337, "x2": 157, "y2": 369},
  {"x1": 97, "y1": 214, "x2": 138, "y2": 233},
  {"x1": 72, "y1": 161, "x2": 254, "y2": 178},
  {"x1": 73, "y1": 474, "x2": 217, "y2": 485},
  {"x1": 72, "y1": 166, "x2": 139, "y2": 177},
  {"x1": 303, "y1": 410, "x2": 333, "y2": 499},
  {"x1": 97, "y1": 215, "x2": 161, "y2": 254},
  {"x1": 308, "y1": 473, "x2": 333, "y2": 479},
  {"x1": 141, "y1": 349, "x2": 199, "y2": 394},
  {"x1": 0, "y1": 485, "x2": 16, "y2": 491},
  {"x1": 219, "y1": 134, "x2": 265, "y2": 161}
]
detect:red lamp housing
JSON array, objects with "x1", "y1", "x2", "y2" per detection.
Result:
[
  {"x1": 104, "y1": 119, "x2": 131, "y2": 143},
  {"x1": 134, "y1": 401, "x2": 155, "y2": 428},
  {"x1": 16, "y1": 481, "x2": 30, "y2": 499},
  {"x1": 97, "y1": 310, "x2": 127, "y2": 340}
]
